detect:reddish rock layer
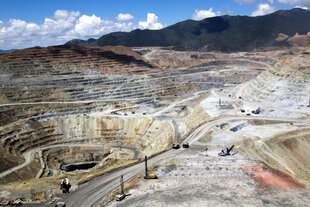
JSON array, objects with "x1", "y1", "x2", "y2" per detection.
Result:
[{"x1": 242, "y1": 165, "x2": 305, "y2": 189}]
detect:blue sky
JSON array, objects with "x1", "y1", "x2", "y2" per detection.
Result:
[{"x1": 0, "y1": 0, "x2": 308, "y2": 49}]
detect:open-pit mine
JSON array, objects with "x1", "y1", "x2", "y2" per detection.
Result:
[{"x1": 0, "y1": 44, "x2": 309, "y2": 207}]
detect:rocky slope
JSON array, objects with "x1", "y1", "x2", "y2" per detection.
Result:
[
  {"x1": 239, "y1": 128, "x2": 310, "y2": 187},
  {"x1": 241, "y1": 60, "x2": 310, "y2": 111},
  {"x1": 0, "y1": 115, "x2": 174, "y2": 183},
  {"x1": 0, "y1": 44, "x2": 158, "y2": 75},
  {"x1": 287, "y1": 32, "x2": 310, "y2": 47}
]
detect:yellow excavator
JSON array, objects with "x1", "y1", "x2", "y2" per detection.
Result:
[{"x1": 144, "y1": 156, "x2": 158, "y2": 179}]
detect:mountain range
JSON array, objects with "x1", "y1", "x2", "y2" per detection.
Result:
[
  {"x1": 0, "y1": 49, "x2": 15, "y2": 53},
  {"x1": 66, "y1": 8, "x2": 310, "y2": 52}
]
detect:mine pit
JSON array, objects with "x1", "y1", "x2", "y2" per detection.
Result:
[{"x1": 0, "y1": 45, "x2": 309, "y2": 207}]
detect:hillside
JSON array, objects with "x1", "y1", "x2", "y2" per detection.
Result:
[
  {"x1": 66, "y1": 8, "x2": 310, "y2": 52},
  {"x1": 0, "y1": 44, "x2": 158, "y2": 75}
]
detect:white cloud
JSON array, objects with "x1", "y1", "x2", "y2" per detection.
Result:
[
  {"x1": 71, "y1": 15, "x2": 135, "y2": 38},
  {"x1": 278, "y1": 0, "x2": 298, "y2": 3},
  {"x1": 251, "y1": 3, "x2": 275, "y2": 16},
  {"x1": 138, "y1": 13, "x2": 164, "y2": 30},
  {"x1": 0, "y1": 10, "x2": 167, "y2": 49},
  {"x1": 234, "y1": 0, "x2": 255, "y2": 4},
  {"x1": 278, "y1": 0, "x2": 310, "y2": 7},
  {"x1": 295, "y1": 5, "x2": 309, "y2": 9},
  {"x1": 116, "y1": 13, "x2": 134, "y2": 21},
  {"x1": 234, "y1": 0, "x2": 275, "y2": 4},
  {"x1": 0, "y1": 9, "x2": 137, "y2": 49},
  {"x1": 73, "y1": 15, "x2": 103, "y2": 36},
  {"x1": 192, "y1": 8, "x2": 221, "y2": 20}
]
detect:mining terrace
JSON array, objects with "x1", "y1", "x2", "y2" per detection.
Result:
[{"x1": 0, "y1": 44, "x2": 309, "y2": 206}]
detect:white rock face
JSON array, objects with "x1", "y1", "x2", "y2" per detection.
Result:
[
  {"x1": 242, "y1": 61, "x2": 310, "y2": 112},
  {"x1": 49, "y1": 116, "x2": 175, "y2": 157}
]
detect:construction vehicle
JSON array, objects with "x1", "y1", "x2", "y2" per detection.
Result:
[
  {"x1": 252, "y1": 107, "x2": 260, "y2": 114},
  {"x1": 55, "y1": 201, "x2": 66, "y2": 207},
  {"x1": 144, "y1": 156, "x2": 158, "y2": 179},
  {"x1": 182, "y1": 143, "x2": 189, "y2": 148},
  {"x1": 111, "y1": 111, "x2": 119, "y2": 115},
  {"x1": 116, "y1": 194, "x2": 126, "y2": 201},
  {"x1": 116, "y1": 175, "x2": 126, "y2": 201},
  {"x1": 218, "y1": 145, "x2": 235, "y2": 156},
  {"x1": 172, "y1": 144, "x2": 180, "y2": 149},
  {"x1": 60, "y1": 178, "x2": 71, "y2": 193}
]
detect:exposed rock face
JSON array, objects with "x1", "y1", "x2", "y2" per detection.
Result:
[
  {"x1": 276, "y1": 33, "x2": 290, "y2": 42},
  {"x1": 185, "y1": 105, "x2": 209, "y2": 132},
  {"x1": 51, "y1": 116, "x2": 174, "y2": 155},
  {"x1": 242, "y1": 61, "x2": 310, "y2": 110},
  {"x1": 288, "y1": 33, "x2": 310, "y2": 47},
  {"x1": 142, "y1": 49, "x2": 217, "y2": 69},
  {"x1": 239, "y1": 129, "x2": 310, "y2": 187},
  {"x1": 0, "y1": 44, "x2": 159, "y2": 75},
  {"x1": 0, "y1": 116, "x2": 174, "y2": 183}
]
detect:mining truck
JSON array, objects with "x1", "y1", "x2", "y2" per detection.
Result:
[
  {"x1": 182, "y1": 143, "x2": 189, "y2": 148},
  {"x1": 172, "y1": 143, "x2": 180, "y2": 149}
]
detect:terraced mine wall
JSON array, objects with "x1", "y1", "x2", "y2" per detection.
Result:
[
  {"x1": 0, "y1": 116, "x2": 174, "y2": 183},
  {"x1": 51, "y1": 116, "x2": 174, "y2": 155},
  {"x1": 242, "y1": 61, "x2": 310, "y2": 110},
  {"x1": 0, "y1": 46, "x2": 268, "y2": 185},
  {"x1": 0, "y1": 45, "x2": 158, "y2": 75}
]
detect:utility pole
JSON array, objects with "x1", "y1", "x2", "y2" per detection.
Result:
[
  {"x1": 120, "y1": 175, "x2": 124, "y2": 195},
  {"x1": 145, "y1": 156, "x2": 148, "y2": 177},
  {"x1": 219, "y1": 98, "x2": 221, "y2": 107}
]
